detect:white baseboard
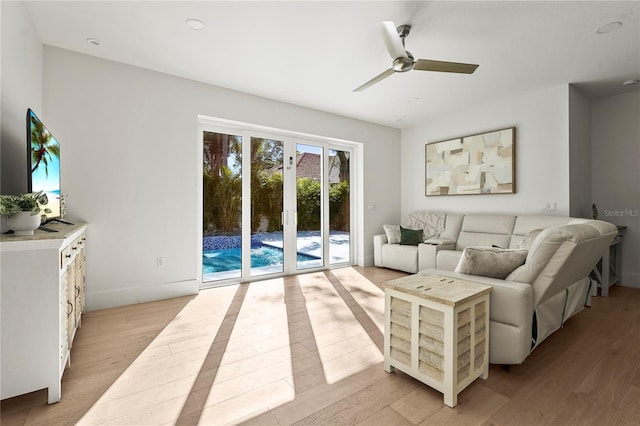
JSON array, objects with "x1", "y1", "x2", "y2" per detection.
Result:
[
  {"x1": 86, "y1": 279, "x2": 200, "y2": 311},
  {"x1": 620, "y1": 271, "x2": 640, "y2": 289}
]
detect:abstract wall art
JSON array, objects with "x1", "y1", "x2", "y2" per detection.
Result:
[{"x1": 425, "y1": 127, "x2": 516, "y2": 196}]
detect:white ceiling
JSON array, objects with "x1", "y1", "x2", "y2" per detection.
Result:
[{"x1": 24, "y1": 1, "x2": 640, "y2": 129}]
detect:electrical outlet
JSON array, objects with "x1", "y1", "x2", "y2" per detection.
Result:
[
  {"x1": 542, "y1": 202, "x2": 556, "y2": 211},
  {"x1": 157, "y1": 257, "x2": 165, "y2": 267}
]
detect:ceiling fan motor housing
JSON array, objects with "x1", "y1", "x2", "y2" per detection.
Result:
[{"x1": 393, "y1": 51, "x2": 414, "y2": 72}]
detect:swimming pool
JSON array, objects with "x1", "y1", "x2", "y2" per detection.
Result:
[{"x1": 202, "y1": 244, "x2": 318, "y2": 274}]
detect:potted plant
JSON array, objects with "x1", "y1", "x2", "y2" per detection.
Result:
[{"x1": 0, "y1": 191, "x2": 52, "y2": 236}]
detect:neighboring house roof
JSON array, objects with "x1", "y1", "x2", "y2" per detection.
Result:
[
  {"x1": 277, "y1": 153, "x2": 341, "y2": 183},
  {"x1": 296, "y1": 153, "x2": 321, "y2": 180}
]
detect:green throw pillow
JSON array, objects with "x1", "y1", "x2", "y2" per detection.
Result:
[{"x1": 400, "y1": 226, "x2": 424, "y2": 246}]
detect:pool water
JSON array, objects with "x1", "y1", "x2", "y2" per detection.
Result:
[{"x1": 203, "y1": 244, "x2": 318, "y2": 273}]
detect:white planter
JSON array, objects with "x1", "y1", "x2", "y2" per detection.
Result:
[{"x1": 6, "y1": 212, "x2": 41, "y2": 236}]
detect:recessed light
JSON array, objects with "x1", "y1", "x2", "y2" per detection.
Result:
[
  {"x1": 186, "y1": 18, "x2": 205, "y2": 31},
  {"x1": 596, "y1": 21, "x2": 622, "y2": 34},
  {"x1": 86, "y1": 38, "x2": 101, "y2": 46},
  {"x1": 408, "y1": 97, "x2": 420, "y2": 103},
  {"x1": 623, "y1": 79, "x2": 639, "y2": 87}
]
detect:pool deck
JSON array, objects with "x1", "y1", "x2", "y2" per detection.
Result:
[{"x1": 261, "y1": 231, "x2": 349, "y2": 262}]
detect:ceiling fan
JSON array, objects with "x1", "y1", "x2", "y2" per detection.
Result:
[{"x1": 354, "y1": 21, "x2": 479, "y2": 92}]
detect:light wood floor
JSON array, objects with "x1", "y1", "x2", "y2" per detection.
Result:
[{"x1": 2, "y1": 266, "x2": 640, "y2": 425}]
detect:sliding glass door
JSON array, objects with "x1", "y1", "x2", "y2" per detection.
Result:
[
  {"x1": 295, "y1": 143, "x2": 323, "y2": 270},
  {"x1": 249, "y1": 136, "x2": 285, "y2": 277},
  {"x1": 202, "y1": 126, "x2": 352, "y2": 284},
  {"x1": 202, "y1": 131, "x2": 243, "y2": 281},
  {"x1": 328, "y1": 148, "x2": 350, "y2": 265}
]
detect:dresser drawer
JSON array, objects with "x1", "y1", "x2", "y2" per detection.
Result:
[{"x1": 60, "y1": 245, "x2": 72, "y2": 270}]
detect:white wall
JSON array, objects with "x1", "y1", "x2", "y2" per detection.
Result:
[
  {"x1": 568, "y1": 85, "x2": 592, "y2": 219},
  {"x1": 591, "y1": 90, "x2": 640, "y2": 288},
  {"x1": 42, "y1": 46, "x2": 400, "y2": 310},
  {"x1": 401, "y1": 85, "x2": 570, "y2": 217},
  {"x1": 0, "y1": 1, "x2": 42, "y2": 196}
]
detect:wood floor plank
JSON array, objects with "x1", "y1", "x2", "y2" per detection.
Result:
[
  {"x1": 574, "y1": 323, "x2": 640, "y2": 409},
  {"x1": 1, "y1": 267, "x2": 638, "y2": 426},
  {"x1": 291, "y1": 372, "x2": 420, "y2": 425},
  {"x1": 388, "y1": 384, "x2": 446, "y2": 424},
  {"x1": 608, "y1": 384, "x2": 640, "y2": 426},
  {"x1": 418, "y1": 382, "x2": 509, "y2": 426},
  {"x1": 546, "y1": 393, "x2": 616, "y2": 426},
  {"x1": 25, "y1": 385, "x2": 110, "y2": 425},
  {"x1": 235, "y1": 409, "x2": 282, "y2": 426},
  {"x1": 196, "y1": 379, "x2": 294, "y2": 426},
  {"x1": 270, "y1": 364, "x2": 389, "y2": 425},
  {"x1": 482, "y1": 330, "x2": 611, "y2": 425},
  {"x1": 356, "y1": 406, "x2": 414, "y2": 426}
]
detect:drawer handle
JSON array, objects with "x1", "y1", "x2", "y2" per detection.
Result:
[
  {"x1": 67, "y1": 301, "x2": 74, "y2": 316},
  {"x1": 65, "y1": 254, "x2": 72, "y2": 259},
  {"x1": 72, "y1": 246, "x2": 77, "y2": 251},
  {"x1": 75, "y1": 286, "x2": 81, "y2": 298}
]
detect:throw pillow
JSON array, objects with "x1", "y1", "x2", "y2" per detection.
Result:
[
  {"x1": 383, "y1": 224, "x2": 401, "y2": 244},
  {"x1": 400, "y1": 226, "x2": 424, "y2": 246},
  {"x1": 455, "y1": 246, "x2": 528, "y2": 279},
  {"x1": 517, "y1": 229, "x2": 543, "y2": 250}
]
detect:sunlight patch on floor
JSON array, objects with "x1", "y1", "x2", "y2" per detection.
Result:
[
  {"x1": 297, "y1": 272, "x2": 384, "y2": 385},
  {"x1": 76, "y1": 285, "x2": 243, "y2": 424},
  {"x1": 75, "y1": 267, "x2": 388, "y2": 424}
]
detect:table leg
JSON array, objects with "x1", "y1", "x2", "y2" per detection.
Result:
[
  {"x1": 444, "y1": 390, "x2": 457, "y2": 408},
  {"x1": 602, "y1": 249, "x2": 611, "y2": 297}
]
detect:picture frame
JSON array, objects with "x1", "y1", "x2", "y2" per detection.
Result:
[{"x1": 425, "y1": 127, "x2": 516, "y2": 196}]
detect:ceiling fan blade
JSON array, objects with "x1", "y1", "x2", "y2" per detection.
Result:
[
  {"x1": 353, "y1": 68, "x2": 395, "y2": 92},
  {"x1": 377, "y1": 21, "x2": 407, "y2": 60},
  {"x1": 414, "y1": 59, "x2": 479, "y2": 74}
]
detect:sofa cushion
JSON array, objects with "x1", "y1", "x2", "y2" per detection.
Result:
[
  {"x1": 509, "y1": 215, "x2": 571, "y2": 248},
  {"x1": 455, "y1": 246, "x2": 528, "y2": 279},
  {"x1": 440, "y1": 214, "x2": 465, "y2": 242},
  {"x1": 400, "y1": 226, "x2": 424, "y2": 245},
  {"x1": 517, "y1": 229, "x2": 543, "y2": 250},
  {"x1": 455, "y1": 215, "x2": 516, "y2": 250},
  {"x1": 436, "y1": 250, "x2": 464, "y2": 271},
  {"x1": 383, "y1": 224, "x2": 401, "y2": 244},
  {"x1": 407, "y1": 211, "x2": 446, "y2": 239},
  {"x1": 381, "y1": 244, "x2": 419, "y2": 273},
  {"x1": 506, "y1": 227, "x2": 567, "y2": 284}
]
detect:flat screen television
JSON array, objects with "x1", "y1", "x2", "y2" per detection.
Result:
[{"x1": 26, "y1": 108, "x2": 64, "y2": 223}]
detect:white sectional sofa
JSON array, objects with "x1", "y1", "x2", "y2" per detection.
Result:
[{"x1": 373, "y1": 211, "x2": 617, "y2": 365}]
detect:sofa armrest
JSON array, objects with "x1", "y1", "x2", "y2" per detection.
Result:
[
  {"x1": 419, "y1": 269, "x2": 534, "y2": 364},
  {"x1": 418, "y1": 269, "x2": 533, "y2": 328},
  {"x1": 424, "y1": 238, "x2": 456, "y2": 245},
  {"x1": 418, "y1": 241, "x2": 456, "y2": 270},
  {"x1": 373, "y1": 234, "x2": 388, "y2": 267}
]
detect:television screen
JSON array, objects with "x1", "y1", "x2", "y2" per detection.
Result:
[{"x1": 27, "y1": 109, "x2": 61, "y2": 220}]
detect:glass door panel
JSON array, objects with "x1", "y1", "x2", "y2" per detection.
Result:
[
  {"x1": 202, "y1": 131, "x2": 242, "y2": 282},
  {"x1": 329, "y1": 149, "x2": 350, "y2": 265},
  {"x1": 295, "y1": 143, "x2": 323, "y2": 270},
  {"x1": 250, "y1": 137, "x2": 284, "y2": 277}
]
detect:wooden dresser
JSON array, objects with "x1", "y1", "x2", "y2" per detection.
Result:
[{"x1": 1, "y1": 222, "x2": 87, "y2": 403}]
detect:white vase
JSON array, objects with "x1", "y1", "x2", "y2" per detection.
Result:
[{"x1": 6, "y1": 211, "x2": 41, "y2": 236}]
